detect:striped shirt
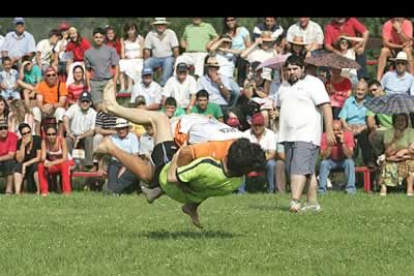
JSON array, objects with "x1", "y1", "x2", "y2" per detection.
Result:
[{"x1": 95, "y1": 111, "x2": 117, "y2": 129}]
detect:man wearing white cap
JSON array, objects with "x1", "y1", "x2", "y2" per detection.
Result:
[
  {"x1": 144, "y1": 18, "x2": 179, "y2": 86},
  {"x1": 380, "y1": 51, "x2": 414, "y2": 95},
  {"x1": 1, "y1": 18, "x2": 36, "y2": 68}
]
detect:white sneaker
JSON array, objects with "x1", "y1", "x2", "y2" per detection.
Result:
[
  {"x1": 299, "y1": 203, "x2": 322, "y2": 213},
  {"x1": 290, "y1": 200, "x2": 301, "y2": 213}
]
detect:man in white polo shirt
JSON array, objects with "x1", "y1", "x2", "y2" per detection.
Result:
[
  {"x1": 277, "y1": 55, "x2": 335, "y2": 212},
  {"x1": 130, "y1": 67, "x2": 162, "y2": 111}
]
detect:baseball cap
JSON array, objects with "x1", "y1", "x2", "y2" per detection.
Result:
[
  {"x1": 80, "y1": 91, "x2": 92, "y2": 102},
  {"x1": 142, "y1": 67, "x2": 153, "y2": 76},
  {"x1": 176, "y1": 62, "x2": 189, "y2": 72},
  {"x1": 226, "y1": 117, "x2": 240, "y2": 128},
  {"x1": 251, "y1": 113, "x2": 265, "y2": 126},
  {"x1": 13, "y1": 17, "x2": 25, "y2": 25}
]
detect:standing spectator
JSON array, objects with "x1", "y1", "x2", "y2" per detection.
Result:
[
  {"x1": 63, "y1": 92, "x2": 96, "y2": 169},
  {"x1": 67, "y1": 65, "x2": 88, "y2": 105},
  {"x1": 144, "y1": 18, "x2": 179, "y2": 86},
  {"x1": 242, "y1": 113, "x2": 278, "y2": 193},
  {"x1": 32, "y1": 66, "x2": 68, "y2": 136},
  {"x1": 287, "y1": 17, "x2": 324, "y2": 56},
  {"x1": 197, "y1": 56, "x2": 236, "y2": 117},
  {"x1": 1, "y1": 17, "x2": 36, "y2": 68},
  {"x1": 14, "y1": 123, "x2": 41, "y2": 194},
  {"x1": 36, "y1": 29, "x2": 60, "y2": 73},
  {"x1": 130, "y1": 67, "x2": 162, "y2": 111},
  {"x1": 277, "y1": 55, "x2": 335, "y2": 212},
  {"x1": 324, "y1": 18, "x2": 369, "y2": 80},
  {"x1": 104, "y1": 25, "x2": 121, "y2": 56},
  {"x1": 252, "y1": 17, "x2": 284, "y2": 42},
  {"x1": 17, "y1": 56, "x2": 42, "y2": 109},
  {"x1": 0, "y1": 119, "x2": 17, "y2": 194},
  {"x1": 0, "y1": 57, "x2": 20, "y2": 100},
  {"x1": 65, "y1": 27, "x2": 91, "y2": 86},
  {"x1": 38, "y1": 124, "x2": 72, "y2": 196},
  {"x1": 222, "y1": 17, "x2": 251, "y2": 86},
  {"x1": 162, "y1": 62, "x2": 197, "y2": 112},
  {"x1": 380, "y1": 51, "x2": 414, "y2": 95},
  {"x1": 84, "y1": 27, "x2": 119, "y2": 107},
  {"x1": 377, "y1": 18, "x2": 413, "y2": 81},
  {"x1": 175, "y1": 18, "x2": 219, "y2": 78},
  {"x1": 319, "y1": 120, "x2": 356, "y2": 194},
  {"x1": 119, "y1": 22, "x2": 145, "y2": 93},
  {"x1": 107, "y1": 118, "x2": 140, "y2": 195},
  {"x1": 325, "y1": 67, "x2": 352, "y2": 119},
  {"x1": 190, "y1": 90, "x2": 223, "y2": 121}
]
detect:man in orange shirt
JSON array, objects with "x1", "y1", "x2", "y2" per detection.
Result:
[
  {"x1": 377, "y1": 18, "x2": 413, "y2": 80},
  {"x1": 32, "y1": 66, "x2": 68, "y2": 136}
]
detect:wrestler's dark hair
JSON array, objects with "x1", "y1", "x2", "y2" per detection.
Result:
[{"x1": 226, "y1": 138, "x2": 266, "y2": 177}]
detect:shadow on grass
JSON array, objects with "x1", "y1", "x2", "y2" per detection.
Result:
[
  {"x1": 248, "y1": 204, "x2": 290, "y2": 212},
  {"x1": 140, "y1": 230, "x2": 238, "y2": 240}
]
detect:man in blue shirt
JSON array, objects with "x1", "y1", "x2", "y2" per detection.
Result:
[{"x1": 381, "y1": 51, "x2": 414, "y2": 95}]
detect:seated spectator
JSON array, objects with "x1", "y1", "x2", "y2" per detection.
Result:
[
  {"x1": 139, "y1": 123, "x2": 155, "y2": 163},
  {"x1": 241, "y1": 113, "x2": 278, "y2": 193},
  {"x1": 366, "y1": 81, "x2": 392, "y2": 158},
  {"x1": 325, "y1": 67, "x2": 352, "y2": 119},
  {"x1": 197, "y1": 56, "x2": 238, "y2": 117},
  {"x1": 130, "y1": 67, "x2": 162, "y2": 111},
  {"x1": 129, "y1": 96, "x2": 147, "y2": 137},
  {"x1": 0, "y1": 57, "x2": 20, "y2": 100},
  {"x1": 319, "y1": 120, "x2": 356, "y2": 194},
  {"x1": 162, "y1": 97, "x2": 186, "y2": 119},
  {"x1": 0, "y1": 119, "x2": 17, "y2": 194},
  {"x1": 67, "y1": 65, "x2": 88, "y2": 105},
  {"x1": 287, "y1": 17, "x2": 324, "y2": 56},
  {"x1": 208, "y1": 35, "x2": 237, "y2": 80},
  {"x1": 65, "y1": 27, "x2": 91, "y2": 86},
  {"x1": 36, "y1": 29, "x2": 60, "y2": 73},
  {"x1": 84, "y1": 27, "x2": 119, "y2": 108},
  {"x1": 222, "y1": 17, "x2": 251, "y2": 86},
  {"x1": 17, "y1": 56, "x2": 42, "y2": 109},
  {"x1": 380, "y1": 113, "x2": 414, "y2": 196},
  {"x1": 93, "y1": 103, "x2": 117, "y2": 173},
  {"x1": 377, "y1": 17, "x2": 413, "y2": 81},
  {"x1": 32, "y1": 66, "x2": 67, "y2": 136},
  {"x1": 241, "y1": 32, "x2": 278, "y2": 81},
  {"x1": 162, "y1": 62, "x2": 197, "y2": 112},
  {"x1": 380, "y1": 51, "x2": 414, "y2": 95},
  {"x1": 0, "y1": 96, "x2": 11, "y2": 126},
  {"x1": 288, "y1": 36, "x2": 308, "y2": 59},
  {"x1": 252, "y1": 17, "x2": 284, "y2": 42},
  {"x1": 1, "y1": 17, "x2": 36, "y2": 68},
  {"x1": 324, "y1": 17, "x2": 369, "y2": 80},
  {"x1": 38, "y1": 125, "x2": 72, "y2": 196},
  {"x1": 144, "y1": 18, "x2": 179, "y2": 87},
  {"x1": 334, "y1": 36, "x2": 363, "y2": 85},
  {"x1": 339, "y1": 81, "x2": 376, "y2": 168},
  {"x1": 107, "y1": 118, "x2": 140, "y2": 195},
  {"x1": 63, "y1": 92, "x2": 96, "y2": 170},
  {"x1": 54, "y1": 22, "x2": 71, "y2": 79},
  {"x1": 119, "y1": 22, "x2": 145, "y2": 93},
  {"x1": 190, "y1": 90, "x2": 223, "y2": 122},
  {"x1": 175, "y1": 18, "x2": 218, "y2": 78},
  {"x1": 8, "y1": 99, "x2": 35, "y2": 136},
  {"x1": 14, "y1": 123, "x2": 41, "y2": 194},
  {"x1": 104, "y1": 25, "x2": 121, "y2": 57}
]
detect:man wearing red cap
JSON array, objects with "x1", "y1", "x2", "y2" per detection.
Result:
[
  {"x1": 241, "y1": 113, "x2": 278, "y2": 193},
  {"x1": 32, "y1": 66, "x2": 68, "y2": 136}
]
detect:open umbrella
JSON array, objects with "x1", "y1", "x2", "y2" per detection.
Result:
[
  {"x1": 364, "y1": 93, "x2": 414, "y2": 115},
  {"x1": 256, "y1": 54, "x2": 291, "y2": 71},
  {"x1": 304, "y1": 53, "x2": 361, "y2": 70}
]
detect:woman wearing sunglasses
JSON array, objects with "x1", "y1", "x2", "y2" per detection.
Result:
[
  {"x1": 14, "y1": 123, "x2": 41, "y2": 194},
  {"x1": 38, "y1": 124, "x2": 72, "y2": 196}
]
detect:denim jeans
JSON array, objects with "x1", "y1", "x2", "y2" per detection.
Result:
[
  {"x1": 107, "y1": 160, "x2": 140, "y2": 194},
  {"x1": 144, "y1": 56, "x2": 175, "y2": 86},
  {"x1": 319, "y1": 158, "x2": 356, "y2": 194}
]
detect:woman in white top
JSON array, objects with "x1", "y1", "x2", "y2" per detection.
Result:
[
  {"x1": 119, "y1": 22, "x2": 145, "y2": 93},
  {"x1": 335, "y1": 36, "x2": 364, "y2": 86}
]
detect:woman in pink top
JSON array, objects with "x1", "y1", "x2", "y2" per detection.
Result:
[
  {"x1": 67, "y1": 65, "x2": 89, "y2": 105},
  {"x1": 325, "y1": 68, "x2": 352, "y2": 119}
]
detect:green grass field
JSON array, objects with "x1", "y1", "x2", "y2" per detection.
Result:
[{"x1": 0, "y1": 191, "x2": 413, "y2": 276}]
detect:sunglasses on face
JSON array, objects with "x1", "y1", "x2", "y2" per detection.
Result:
[
  {"x1": 46, "y1": 74, "x2": 56, "y2": 77},
  {"x1": 46, "y1": 132, "x2": 57, "y2": 136},
  {"x1": 227, "y1": 18, "x2": 235, "y2": 22},
  {"x1": 81, "y1": 100, "x2": 90, "y2": 103},
  {"x1": 0, "y1": 126, "x2": 8, "y2": 130},
  {"x1": 396, "y1": 61, "x2": 407, "y2": 65},
  {"x1": 21, "y1": 131, "x2": 31, "y2": 136}
]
